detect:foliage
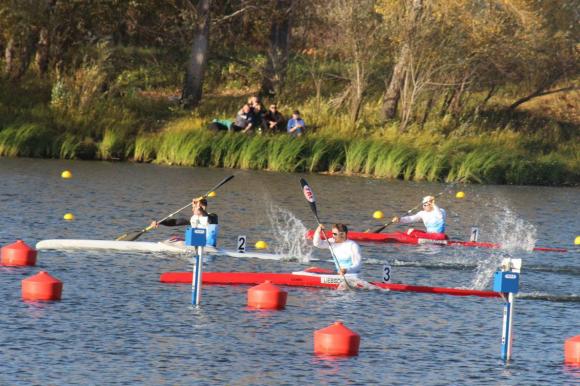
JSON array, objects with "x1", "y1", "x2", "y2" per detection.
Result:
[{"x1": 0, "y1": 0, "x2": 577, "y2": 186}]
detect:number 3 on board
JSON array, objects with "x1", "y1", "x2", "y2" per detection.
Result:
[
  {"x1": 382, "y1": 263, "x2": 392, "y2": 283},
  {"x1": 237, "y1": 235, "x2": 247, "y2": 253}
]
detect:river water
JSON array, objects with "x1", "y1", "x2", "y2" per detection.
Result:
[{"x1": 0, "y1": 158, "x2": 578, "y2": 385}]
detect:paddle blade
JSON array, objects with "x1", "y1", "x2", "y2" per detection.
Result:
[
  {"x1": 300, "y1": 178, "x2": 319, "y2": 221},
  {"x1": 115, "y1": 229, "x2": 146, "y2": 241}
]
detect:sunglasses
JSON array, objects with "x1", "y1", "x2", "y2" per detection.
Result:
[
  {"x1": 423, "y1": 202, "x2": 433, "y2": 207},
  {"x1": 332, "y1": 232, "x2": 345, "y2": 236}
]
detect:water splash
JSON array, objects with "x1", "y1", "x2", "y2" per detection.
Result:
[
  {"x1": 267, "y1": 205, "x2": 312, "y2": 263},
  {"x1": 471, "y1": 255, "x2": 503, "y2": 290},
  {"x1": 471, "y1": 204, "x2": 537, "y2": 289},
  {"x1": 490, "y1": 206, "x2": 537, "y2": 252}
]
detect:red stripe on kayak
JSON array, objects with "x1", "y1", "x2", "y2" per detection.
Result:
[
  {"x1": 305, "y1": 230, "x2": 567, "y2": 252},
  {"x1": 160, "y1": 272, "x2": 501, "y2": 298}
]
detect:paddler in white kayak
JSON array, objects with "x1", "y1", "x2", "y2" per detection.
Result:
[
  {"x1": 391, "y1": 195, "x2": 447, "y2": 240},
  {"x1": 149, "y1": 198, "x2": 219, "y2": 247},
  {"x1": 313, "y1": 223, "x2": 362, "y2": 276}
]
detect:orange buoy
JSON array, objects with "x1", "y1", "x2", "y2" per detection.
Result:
[
  {"x1": 314, "y1": 321, "x2": 360, "y2": 356},
  {"x1": 22, "y1": 271, "x2": 63, "y2": 301},
  {"x1": 565, "y1": 335, "x2": 580, "y2": 365},
  {"x1": 1, "y1": 240, "x2": 37, "y2": 266},
  {"x1": 247, "y1": 280, "x2": 287, "y2": 310}
]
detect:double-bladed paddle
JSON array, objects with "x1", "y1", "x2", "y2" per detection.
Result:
[
  {"x1": 115, "y1": 175, "x2": 234, "y2": 241},
  {"x1": 300, "y1": 178, "x2": 352, "y2": 290}
]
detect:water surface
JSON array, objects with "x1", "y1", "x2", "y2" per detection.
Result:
[{"x1": 0, "y1": 158, "x2": 578, "y2": 385}]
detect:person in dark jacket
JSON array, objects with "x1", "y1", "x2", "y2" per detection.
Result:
[{"x1": 263, "y1": 104, "x2": 285, "y2": 133}]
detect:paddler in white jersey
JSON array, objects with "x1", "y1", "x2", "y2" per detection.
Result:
[
  {"x1": 313, "y1": 223, "x2": 362, "y2": 276},
  {"x1": 392, "y1": 195, "x2": 448, "y2": 240},
  {"x1": 149, "y1": 198, "x2": 219, "y2": 246}
]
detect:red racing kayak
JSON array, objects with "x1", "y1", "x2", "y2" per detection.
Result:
[
  {"x1": 160, "y1": 267, "x2": 500, "y2": 298},
  {"x1": 305, "y1": 230, "x2": 567, "y2": 253}
]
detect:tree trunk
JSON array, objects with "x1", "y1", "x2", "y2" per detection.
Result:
[
  {"x1": 260, "y1": 0, "x2": 292, "y2": 98},
  {"x1": 381, "y1": 44, "x2": 409, "y2": 120},
  {"x1": 474, "y1": 84, "x2": 496, "y2": 114},
  {"x1": 439, "y1": 89, "x2": 454, "y2": 117},
  {"x1": 35, "y1": 27, "x2": 50, "y2": 75},
  {"x1": 182, "y1": 0, "x2": 211, "y2": 109},
  {"x1": 449, "y1": 74, "x2": 469, "y2": 115},
  {"x1": 380, "y1": 0, "x2": 423, "y2": 121},
  {"x1": 420, "y1": 93, "x2": 434, "y2": 129},
  {"x1": 4, "y1": 38, "x2": 15, "y2": 76}
]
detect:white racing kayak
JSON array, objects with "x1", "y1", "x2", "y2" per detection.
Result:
[{"x1": 36, "y1": 239, "x2": 295, "y2": 261}]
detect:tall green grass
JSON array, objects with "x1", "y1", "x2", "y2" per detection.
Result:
[
  {"x1": 344, "y1": 139, "x2": 372, "y2": 175},
  {"x1": 0, "y1": 124, "x2": 60, "y2": 157},
  {"x1": 267, "y1": 136, "x2": 306, "y2": 172},
  {"x1": 98, "y1": 129, "x2": 127, "y2": 160},
  {"x1": 133, "y1": 134, "x2": 159, "y2": 162},
  {"x1": 239, "y1": 135, "x2": 269, "y2": 169},
  {"x1": 374, "y1": 144, "x2": 416, "y2": 179},
  {"x1": 155, "y1": 129, "x2": 213, "y2": 166}
]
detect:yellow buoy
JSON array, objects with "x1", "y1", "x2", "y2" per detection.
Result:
[
  {"x1": 575, "y1": 236, "x2": 580, "y2": 245},
  {"x1": 207, "y1": 191, "x2": 217, "y2": 198},
  {"x1": 373, "y1": 210, "x2": 384, "y2": 220},
  {"x1": 63, "y1": 213, "x2": 75, "y2": 221},
  {"x1": 255, "y1": 240, "x2": 268, "y2": 250},
  {"x1": 61, "y1": 170, "x2": 72, "y2": 179},
  {"x1": 456, "y1": 191, "x2": 465, "y2": 199}
]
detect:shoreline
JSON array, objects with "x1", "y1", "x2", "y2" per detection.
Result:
[{"x1": 1, "y1": 128, "x2": 577, "y2": 186}]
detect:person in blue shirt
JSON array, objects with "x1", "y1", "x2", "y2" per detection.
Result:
[{"x1": 287, "y1": 110, "x2": 305, "y2": 137}]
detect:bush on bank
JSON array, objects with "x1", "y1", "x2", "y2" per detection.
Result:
[{"x1": 0, "y1": 122, "x2": 577, "y2": 186}]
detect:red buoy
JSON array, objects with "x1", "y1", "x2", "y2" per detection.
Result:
[
  {"x1": 1, "y1": 240, "x2": 37, "y2": 266},
  {"x1": 247, "y1": 280, "x2": 287, "y2": 310},
  {"x1": 565, "y1": 335, "x2": 580, "y2": 365},
  {"x1": 22, "y1": 271, "x2": 63, "y2": 301},
  {"x1": 314, "y1": 321, "x2": 360, "y2": 356}
]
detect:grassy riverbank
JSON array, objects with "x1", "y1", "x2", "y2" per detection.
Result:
[{"x1": 0, "y1": 76, "x2": 578, "y2": 186}]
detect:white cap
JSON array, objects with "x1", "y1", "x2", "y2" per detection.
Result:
[{"x1": 422, "y1": 195, "x2": 435, "y2": 204}]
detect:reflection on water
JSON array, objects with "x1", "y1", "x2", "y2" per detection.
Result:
[{"x1": 0, "y1": 158, "x2": 579, "y2": 385}]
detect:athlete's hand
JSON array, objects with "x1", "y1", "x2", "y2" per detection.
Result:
[
  {"x1": 339, "y1": 268, "x2": 347, "y2": 275},
  {"x1": 149, "y1": 221, "x2": 159, "y2": 229},
  {"x1": 391, "y1": 216, "x2": 400, "y2": 224}
]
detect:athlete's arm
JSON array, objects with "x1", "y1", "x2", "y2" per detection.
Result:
[
  {"x1": 313, "y1": 225, "x2": 330, "y2": 249},
  {"x1": 399, "y1": 213, "x2": 422, "y2": 224},
  {"x1": 158, "y1": 218, "x2": 190, "y2": 226},
  {"x1": 346, "y1": 242, "x2": 362, "y2": 274}
]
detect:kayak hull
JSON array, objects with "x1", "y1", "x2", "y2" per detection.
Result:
[
  {"x1": 305, "y1": 230, "x2": 567, "y2": 253},
  {"x1": 36, "y1": 239, "x2": 289, "y2": 261},
  {"x1": 160, "y1": 271, "x2": 501, "y2": 298}
]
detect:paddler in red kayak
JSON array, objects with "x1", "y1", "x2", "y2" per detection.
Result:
[
  {"x1": 313, "y1": 223, "x2": 362, "y2": 276},
  {"x1": 392, "y1": 195, "x2": 448, "y2": 240}
]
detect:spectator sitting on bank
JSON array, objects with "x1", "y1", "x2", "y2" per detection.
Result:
[
  {"x1": 208, "y1": 118, "x2": 232, "y2": 131},
  {"x1": 287, "y1": 110, "x2": 305, "y2": 137},
  {"x1": 230, "y1": 104, "x2": 253, "y2": 133},
  {"x1": 252, "y1": 102, "x2": 266, "y2": 133},
  {"x1": 248, "y1": 96, "x2": 260, "y2": 110},
  {"x1": 264, "y1": 103, "x2": 285, "y2": 133}
]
